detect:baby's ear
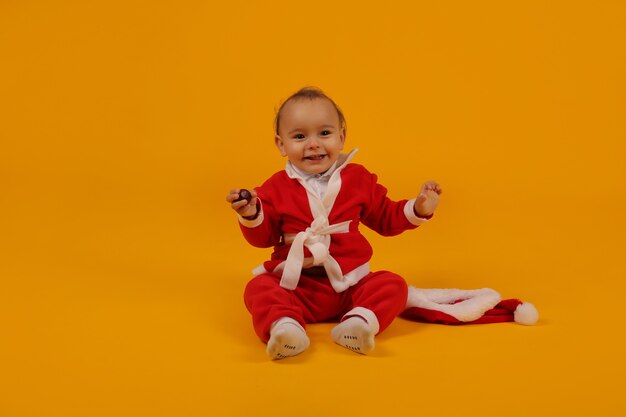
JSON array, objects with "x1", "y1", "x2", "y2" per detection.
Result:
[
  {"x1": 339, "y1": 127, "x2": 346, "y2": 147},
  {"x1": 275, "y1": 135, "x2": 287, "y2": 156}
]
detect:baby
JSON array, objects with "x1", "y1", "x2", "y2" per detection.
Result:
[{"x1": 227, "y1": 87, "x2": 442, "y2": 359}]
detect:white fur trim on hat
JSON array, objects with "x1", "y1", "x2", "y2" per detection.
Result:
[{"x1": 406, "y1": 287, "x2": 502, "y2": 322}]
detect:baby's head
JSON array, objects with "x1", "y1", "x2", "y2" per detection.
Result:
[{"x1": 274, "y1": 87, "x2": 346, "y2": 175}]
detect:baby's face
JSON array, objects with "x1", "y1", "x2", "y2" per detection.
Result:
[{"x1": 275, "y1": 98, "x2": 345, "y2": 175}]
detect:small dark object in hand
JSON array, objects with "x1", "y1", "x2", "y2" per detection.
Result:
[{"x1": 235, "y1": 189, "x2": 252, "y2": 204}]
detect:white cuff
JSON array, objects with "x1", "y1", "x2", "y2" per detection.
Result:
[
  {"x1": 343, "y1": 307, "x2": 380, "y2": 335},
  {"x1": 270, "y1": 317, "x2": 306, "y2": 334},
  {"x1": 238, "y1": 199, "x2": 265, "y2": 228},
  {"x1": 404, "y1": 199, "x2": 429, "y2": 226}
]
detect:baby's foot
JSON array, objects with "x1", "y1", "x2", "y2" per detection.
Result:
[
  {"x1": 266, "y1": 317, "x2": 310, "y2": 360},
  {"x1": 331, "y1": 316, "x2": 375, "y2": 355}
]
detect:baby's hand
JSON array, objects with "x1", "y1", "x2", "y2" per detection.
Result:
[
  {"x1": 414, "y1": 181, "x2": 442, "y2": 218},
  {"x1": 226, "y1": 188, "x2": 259, "y2": 218}
]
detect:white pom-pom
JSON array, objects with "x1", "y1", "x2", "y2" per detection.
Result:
[{"x1": 514, "y1": 302, "x2": 539, "y2": 325}]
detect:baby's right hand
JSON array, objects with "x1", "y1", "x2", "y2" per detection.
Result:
[{"x1": 226, "y1": 188, "x2": 259, "y2": 218}]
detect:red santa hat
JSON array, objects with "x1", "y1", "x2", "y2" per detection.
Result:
[{"x1": 402, "y1": 287, "x2": 539, "y2": 325}]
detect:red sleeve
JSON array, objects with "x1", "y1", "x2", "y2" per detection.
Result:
[
  {"x1": 238, "y1": 183, "x2": 282, "y2": 248},
  {"x1": 360, "y1": 170, "x2": 417, "y2": 236}
]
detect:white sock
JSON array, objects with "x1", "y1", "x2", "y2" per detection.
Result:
[
  {"x1": 331, "y1": 316, "x2": 376, "y2": 355},
  {"x1": 266, "y1": 317, "x2": 310, "y2": 360}
]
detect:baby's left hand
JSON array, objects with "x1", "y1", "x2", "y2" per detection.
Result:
[{"x1": 414, "y1": 181, "x2": 443, "y2": 218}]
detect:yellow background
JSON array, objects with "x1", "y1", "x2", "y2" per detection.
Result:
[{"x1": 1, "y1": 1, "x2": 625, "y2": 416}]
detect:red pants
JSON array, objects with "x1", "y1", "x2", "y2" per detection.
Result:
[{"x1": 243, "y1": 270, "x2": 408, "y2": 342}]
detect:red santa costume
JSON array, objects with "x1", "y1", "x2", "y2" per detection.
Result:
[{"x1": 239, "y1": 149, "x2": 538, "y2": 343}]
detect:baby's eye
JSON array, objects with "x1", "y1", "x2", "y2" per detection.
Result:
[
  {"x1": 321, "y1": 130, "x2": 331, "y2": 136},
  {"x1": 294, "y1": 134, "x2": 305, "y2": 139}
]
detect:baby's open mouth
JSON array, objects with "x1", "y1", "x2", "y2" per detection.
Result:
[{"x1": 305, "y1": 154, "x2": 326, "y2": 160}]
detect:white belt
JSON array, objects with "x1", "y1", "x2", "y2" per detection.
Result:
[{"x1": 280, "y1": 216, "x2": 351, "y2": 291}]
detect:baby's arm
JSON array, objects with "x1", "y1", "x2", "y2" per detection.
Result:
[
  {"x1": 226, "y1": 188, "x2": 259, "y2": 219},
  {"x1": 226, "y1": 188, "x2": 280, "y2": 248},
  {"x1": 414, "y1": 181, "x2": 443, "y2": 218}
]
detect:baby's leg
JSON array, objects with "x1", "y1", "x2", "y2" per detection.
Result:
[
  {"x1": 244, "y1": 273, "x2": 307, "y2": 343},
  {"x1": 332, "y1": 271, "x2": 408, "y2": 355},
  {"x1": 267, "y1": 317, "x2": 310, "y2": 360},
  {"x1": 244, "y1": 273, "x2": 313, "y2": 359}
]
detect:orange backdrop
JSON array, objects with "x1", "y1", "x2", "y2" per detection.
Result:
[{"x1": 1, "y1": 1, "x2": 625, "y2": 416}]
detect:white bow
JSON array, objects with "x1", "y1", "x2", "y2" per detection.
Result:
[{"x1": 280, "y1": 216, "x2": 351, "y2": 291}]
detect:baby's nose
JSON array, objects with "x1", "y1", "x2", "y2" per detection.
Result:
[{"x1": 307, "y1": 136, "x2": 320, "y2": 148}]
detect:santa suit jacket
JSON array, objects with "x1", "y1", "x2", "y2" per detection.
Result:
[{"x1": 238, "y1": 149, "x2": 428, "y2": 292}]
